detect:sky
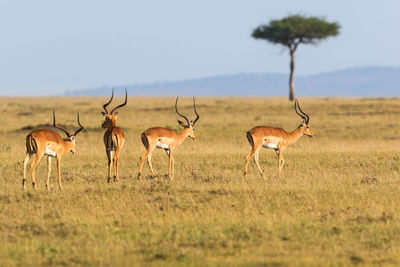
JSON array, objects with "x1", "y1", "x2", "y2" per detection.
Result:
[{"x1": 0, "y1": 0, "x2": 399, "y2": 96}]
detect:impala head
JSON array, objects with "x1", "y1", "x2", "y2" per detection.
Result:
[
  {"x1": 295, "y1": 99, "x2": 314, "y2": 137},
  {"x1": 101, "y1": 88, "x2": 128, "y2": 128},
  {"x1": 53, "y1": 110, "x2": 84, "y2": 154},
  {"x1": 175, "y1": 96, "x2": 200, "y2": 140}
]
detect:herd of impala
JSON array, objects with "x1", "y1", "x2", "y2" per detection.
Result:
[{"x1": 21, "y1": 90, "x2": 314, "y2": 190}]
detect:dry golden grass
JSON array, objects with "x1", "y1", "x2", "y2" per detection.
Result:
[{"x1": 0, "y1": 97, "x2": 400, "y2": 266}]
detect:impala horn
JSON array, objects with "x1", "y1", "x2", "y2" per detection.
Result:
[
  {"x1": 110, "y1": 88, "x2": 128, "y2": 114},
  {"x1": 294, "y1": 99, "x2": 309, "y2": 123},
  {"x1": 103, "y1": 88, "x2": 115, "y2": 114},
  {"x1": 53, "y1": 110, "x2": 71, "y2": 137},
  {"x1": 192, "y1": 97, "x2": 200, "y2": 126},
  {"x1": 73, "y1": 113, "x2": 84, "y2": 136},
  {"x1": 175, "y1": 96, "x2": 191, "y2": 125}
]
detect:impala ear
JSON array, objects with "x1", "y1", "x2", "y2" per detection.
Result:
[
  {"x1": 101, "y1": 112, "x2": 106, "y2": 116},
  {"x1": 178, "y1": 120, "x2": 186, "y2": 127},
  {"x1": 114, "y1": 112, "x2": 118, "y2": 116}
]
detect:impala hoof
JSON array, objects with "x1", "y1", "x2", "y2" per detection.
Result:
[
  {"x1": 107, "y1": 177, "x2": 111, "y2": 183},
  {"x1": 32, "y1": 182, "x2": 36, "y2": 190},
  {"x1": 113, "y1": 176, "x2": 118, "y2": 183}
]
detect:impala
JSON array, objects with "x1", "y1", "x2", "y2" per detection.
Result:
[
  {"x1": 101, "y1": 88, "x2": 127, "y2": 183},
  {"x1": 22, "y1": 110, "x2": 84, "y2": 190},
  {"x1": 244, "y1": 99, "x2": 314, "y2": 179},
  {"x1": 138, "y1": 96, "x2": 200, "y2": 180}
]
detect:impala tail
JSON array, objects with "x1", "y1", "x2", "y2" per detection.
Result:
[
  {"x1": 141, "y1": 133, "x2": 149, "y2": 150},
  {"x1": 105, "y1": 132, "x2": 118, "y2": 151},
  {"x1": 26, "y1": 135, "x2": 37, "y2": 155},
  {"x1": 246, "y1": 131, "x2": 254, "y2": 147},
  {"x1": 112, "y1": 134, "x2": 119, "y2": 150}
]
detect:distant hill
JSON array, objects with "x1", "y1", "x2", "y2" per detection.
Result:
[{"x1": 66, "y1": 66, "x2": 400, "y2": 97}]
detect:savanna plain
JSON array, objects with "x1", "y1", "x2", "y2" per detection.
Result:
[{"x1": 0, "y1": 97, "x2": 400, "y2": 266}]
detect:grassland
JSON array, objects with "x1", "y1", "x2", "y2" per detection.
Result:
[{"x1": 0, "y1": 97, "x2": 400, "y2": 266}]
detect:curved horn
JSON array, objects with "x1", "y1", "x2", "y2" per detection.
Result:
[
  {"x1": 53, "y1": 109, "x2": 71, "y2": 137},
  {"x1": 103, "y1": 88, "x2": 114, "y2": 114},
  {"x1": 294, "y1": 99, "x2": 304, "y2": 119},
  {"x1": 297, "y1": 102, "x2": 310, "y2": 123},
  {"x1": 175, "y1": 96, "x2": 190, "y2": 125},
  {"x1": 294, "y1": 99, "x2": 310, "y2": 123},
  {"x1": 192, "y1": 96, "x2": 200, "y2": 125},
  {"x1": 73, "y1": 113, "x2": 84, "y2": 136},
  {"x1": 110, "y1": 88, "x2": 128, "y2": 114}
]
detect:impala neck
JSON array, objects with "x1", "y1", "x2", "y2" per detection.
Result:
[
  {"x1": 109, "y1": 117, "x2": 118, "y2": 128},
  {"x1": 176, "y1": 127, "x2": 192, "y2": 145},
  {"x1": 288, "y1": 125, "x2": 305, "y2": 146},
  {"x1": 62, "y1": 139, "x2": 75, "y2": 155}
]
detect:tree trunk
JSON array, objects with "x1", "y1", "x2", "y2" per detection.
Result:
[{"x1": 289, "y1": 49, "x2": 295, "y2": 101}]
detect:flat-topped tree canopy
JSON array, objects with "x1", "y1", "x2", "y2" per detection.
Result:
[
  {"x1": 252, "y1": 15, "x2": 340, "y2": 100},
  {"x1": 252, "y1": 15, "x2": 340, "y2": 49}
]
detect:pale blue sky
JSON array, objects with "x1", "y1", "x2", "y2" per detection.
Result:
[{"x1": 0, "y1": 0, "x2": 399, "y2": 95}]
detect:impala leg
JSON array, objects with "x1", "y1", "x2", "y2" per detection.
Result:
[
  {"x1": 57, "y1": 157, "x2": 63, "y2": 190},
  {"x1": 30, "y1": 153, "x2": 43, "y2": 190},
  {"x1": 164, "y1": 148, "x2": 174, "y2": 178},
  {"x1": 277, "y1": 149, "x2": 284, "y2": 178},
  {"x1": 244, "y1": 146, "x2": 261, "y2": 179},
  {"x1": 106, "y1": 150, "x2": 113, "y2": 183},
  {"x1": 164, "y1": 148, "x2": 172, "y2": 177},
  {"x1": 168, "y1": 149, "x2": 174, "y2": 180},
  {"x1": 114, "y1": 148, "x2": 121, "y2": 182},
  {"x1": 147, "y1": 154, "x2": 155, "y2": 176},
  {"x1": 169, "y1": 149, "x2": 175, "y2": 179},
  {"x1": 138, "y1": 150, "x2": 154, "y2": 180},
  {"x1": 22, "y1": 153, "x2": 31, "y2": 190},
  {"x1": 138, "y1": 151, "x2": 149, "y2": 181},
  {"x1": 254, "y1": 150, "x2": 265, "y2": 179},
  {"x1": 46, "y1": 156, "x2": 51, "y2": 191},
  {"x1": 171, "y1": 157, "x2": 175, "y2": 179},
  {"x1": 138, "y1": 140, "x2": 156, "y2": 180},
  {"x1": 164, "y1": 148, "x2": 170, "y2": 157}
]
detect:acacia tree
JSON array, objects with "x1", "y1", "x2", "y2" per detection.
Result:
[{"x1": 252, "y1": 15, "x2": 340, "y2": 100}]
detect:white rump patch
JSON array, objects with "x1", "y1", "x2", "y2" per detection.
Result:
[
  {"x1": 262, "y1": 143, "x2": 278, "y2": 149},
  {"x1": 44, "y1": 145, "x2": 57, "y2": 157}
]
